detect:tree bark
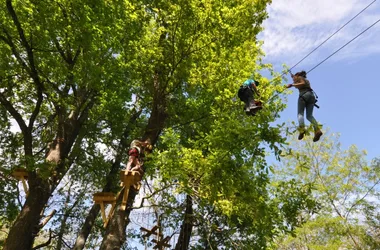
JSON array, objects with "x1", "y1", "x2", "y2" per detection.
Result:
[
  {"x1": 99, "y1": 189, "x2": 138, "y2": 250},
  {"x1": 174, "y1": 195, "x2": 193, "y2": 250},
  {"x1": 72, "y1": 205, "x2": 101, "y2": 250},
  {"x1": 3, "y1": 104, "x2": 93, "y2": 249},
  {"x1": 3, "y1": 174, "x2": 51, "y2": 250},
  {"x1": 56, "y1": 184, "x2": 79, "y2": 250}
]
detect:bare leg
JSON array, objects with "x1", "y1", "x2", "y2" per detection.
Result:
[
  {"x1": 126, "y1": 156, "x2": 136, "y2": 171},
  {"x1": 131, "y1": 159, "x2": 145, "y2": 175}
]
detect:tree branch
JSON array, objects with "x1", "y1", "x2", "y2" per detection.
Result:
[
  {"x1": 32, "y1": 229, "x2": 55, "y2": 250},
  {"x1": 39, "y1": 209, "x2": 57, "y2": 229},
  {"x1": 0, "y1": 28, "x2": 30, "y2": 74},
  {"x1": 52, "y1": 37, "x2": 68, "y2": 63},
  {"x1": 6, "y1": 0, "x2": 44, "y2": 129},
  {"x1": 6, "y1": 0, "x2": 41, "y2": 84},
  {"x1": 72, "y1": 47, "x2": 81, "y2": 64},
  {"x1": 135, "y1": 183, "x2": 175, "y2": 209},
  {"x1": 0, "y1": 92, "x2": 28, "y2": 134},
  {"x1": 345, "y1": 178, "x2": 380, "y2": 219}
]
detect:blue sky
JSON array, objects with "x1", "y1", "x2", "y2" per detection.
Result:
[{"x1": 260, "y1": 0, "x2": 380, "y2": 161}]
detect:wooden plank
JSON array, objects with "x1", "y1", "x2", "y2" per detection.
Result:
[
  {"x1": 131, "y1": 171, "x2": 142, "y2": 182},
  {"x1": 20, "y1": 176, "x2": 29, "y2": 197},
  {"x1": 140, "y1": 225, "x2": 160, "y2": 237},
  {"x1": 93, "y1": 192, "x2": 116, "y2": 203},
  {"x1": 119, "y1": 170, "x2": 126, "y2": 181},
  {"x1": 152, "y1": 236, "x2": 171, "y2": 248},
  {"x1": 12, "y1": 169, "x2": 30, "y2": 196},
  {"x1": 120, "y1": 184, "x2": 131, "y2": 211},
  {"x1": 12, "y1": 168, "x2": 28, "y2": 180},
  {"x1": 133, "y1": 182, "x2": 141, "y2": 191},
  {"x1": 120, "y1": 170, "x2": 142, "y2": 185},
  {"x1": 104, "y1": 202, "x2": 116, "y2": 228}
]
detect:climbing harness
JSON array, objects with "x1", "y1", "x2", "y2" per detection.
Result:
[{"x1": 299, "y1": 89, "x2": 319, "y2": 109}]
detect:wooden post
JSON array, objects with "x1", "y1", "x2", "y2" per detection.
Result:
[{"x1": 12, "y1": 168, "x2": 29, "y2": 197}]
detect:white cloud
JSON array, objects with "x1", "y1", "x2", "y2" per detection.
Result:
[{"x1": 260, "y1": 0, "x2": 380, "y2": 66}]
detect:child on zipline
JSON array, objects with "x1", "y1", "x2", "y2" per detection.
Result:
[
  {"x1": 125, "y1": 139, "x2": 152, "y2": 174},
  {"x1": 238, "y1": 78, "x2": 262, "y2": 116},
  {"x1": 287, "y1": 71, "x2": 323, "y2": 142}
]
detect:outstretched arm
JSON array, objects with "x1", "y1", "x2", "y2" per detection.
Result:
[
  {"x1": 251, "y1": 82, "x2": 261, "y2": 96},
  {"x1": 287, "y1": 76, "x2": 307, "y2": 88}
]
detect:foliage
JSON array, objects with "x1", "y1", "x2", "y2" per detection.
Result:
[
  {"x1": 273, "y1": 132, "x2": 380, "y2": 250},
  {"x1": 0, "y1": 0, "x2": 319, "y2": 249}
]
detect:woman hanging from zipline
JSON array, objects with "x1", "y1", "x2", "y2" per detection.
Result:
[{"x1": 287, "y1": 71, "x2": 323, "y2": 142}]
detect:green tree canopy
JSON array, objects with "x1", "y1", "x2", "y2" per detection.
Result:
[
  {"x1": 274, "y1": 132, "x2": 380, "y2": 250},
  {"x1": 0, "y1": 0, "x2": 320, "y2": 249}
]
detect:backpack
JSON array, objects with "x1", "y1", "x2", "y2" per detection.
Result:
[{"x1": 238, "y1": 85, "x2": 249, "y2": 101}]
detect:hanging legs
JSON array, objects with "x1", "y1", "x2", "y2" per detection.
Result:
[
  {"x1": 298, "y1": 93, "x2": 323, "y2": 142},
  {"x1": 244, "y1": 97, "x2": 262, "y2": 116}
]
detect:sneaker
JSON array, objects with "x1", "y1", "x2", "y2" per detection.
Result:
[
  {"x1": 298, "y1": 131, "x2": 305, "y2": 140},
  {"x1": 244, "y1": 106, "x2": 251, "y2": 115},
  {"x1": 313, "y1": 130, "x2": 323, "y2": 142},
  {"x1": 249, "y1": 105, "x2": 262, "y2": 111}
]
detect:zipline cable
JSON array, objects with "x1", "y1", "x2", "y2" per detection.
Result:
[
  {"x1": 307, "y1": 16, "x2": 380, "y2": 74},
  {"x1": 264, "y1": 15, "x2": 380, "y2": 104},
  {"x1": 289, "y1": 0, "x2": 377, "y2": 72},
  {"x1": 267, "y1": 0, "x2": 378, "y2": 83},
  {"x1": 150, "y1": 3, "x2": 380, "y2": 129}
]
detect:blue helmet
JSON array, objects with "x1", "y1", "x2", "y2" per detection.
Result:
[{"x1": 243, "y1": 79, "x2": 259, "y2": 87}]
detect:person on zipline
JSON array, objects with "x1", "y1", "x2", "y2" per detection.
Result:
[
  {"x1": 238, "y1": 78, "x2": 262, "y2": 116},
  {"x1": 287, "y1": 71, "x2": 323, "y2": 142},
  {"x1": 125, "y1": 139, "x2": 152, "y2": 174}
]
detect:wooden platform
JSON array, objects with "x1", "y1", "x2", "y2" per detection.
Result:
[
  {"x1": 12, "y1": 168, "x2": 29, "y2": 196},
  {"x1": 141, "y1": 226, "x2": 171, "y2": 249},
  {"x1": 93, "y1": 192, "x2": 117, "y2": 203},
  {"x1": 93, "y1": 192, "x2": 117, "y2": 228},
  {"x1": 119, "y1": 170, "x2": 142, "y2": 183},
  {"x1": 119, "y1": 170, "x2": 142, "y2": 210}
]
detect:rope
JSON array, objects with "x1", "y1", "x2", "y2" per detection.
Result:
[
  {"x1": 289, "y1": 0, "x2": 377, "y2": 72},
  {"x1": 307, "y1": 17, "x2": 380, "y2": 74},
  {"x1": 268, "y1": 0, "x2": 378, "y2": 82}
]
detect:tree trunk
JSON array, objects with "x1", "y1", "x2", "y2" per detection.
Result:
[
  {"x1": 4, "y1": 109, "x2": 92, "y2": 249},
  {"x1": 73, "y1": 110, "x2": 142, "y2": 250},
  {"x1": 175, "y1": 195, "x2": 193, "y2": 250},
  {"x1": 99, "y1": 189, "x2": 138, "y2": 250},
  {"x1": 73, "y1": 162, "x2": 120, "y2": 250},
  {"x1": 73, "y1": 205, "x2": 101, "y2": 250},
  {"x1": 57, "y1": 184, "x2": 79, "y2": 250},
  {"x1": 3, "y1": 175, "x2": 51, "y2": 250}
]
